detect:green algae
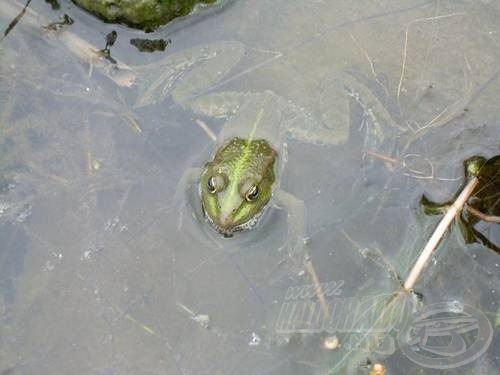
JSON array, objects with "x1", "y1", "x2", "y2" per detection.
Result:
[{"x1": 72, "y1": 0, "x2": 217, "y2": 32}]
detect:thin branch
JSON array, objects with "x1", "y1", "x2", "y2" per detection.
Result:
[
  {"x1": 195, "y1": 119, "x2": 217, "y2": 142},
  {"x1": 466, "y1": 205, "x2": 500, "y2": 223},
  {"x1": 397, "y1": 13, "x2": 466, "y2": 105},
  {"x1": 404, "y1": 177, "x2": 479, "y2": 290},
  {"x1": 1, "y1": 0, "x2": 32, "y2": 41}
]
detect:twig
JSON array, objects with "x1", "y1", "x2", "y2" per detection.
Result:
[
  {"x1": 304, "y1": 257, "x2": 330, "y2": 317},
  {"x1": 195, "y1": 119, "x2": 217, "y2": 142},
  {"x1": 403, "y1": 177, "x2": 479, "y2": 291},
  {"x1": 466, "y1": 205, "x2": 500, "y2": 223},
  {"x1": 349, "y1": 33, "x2": 377, "y2": 78},
  {"x1": 411, "y1": 56, "x2": 471, "y2": 135},
  {"x1": 349, "y1": 32, "x2": 391, "y2": 105},
  {"x1": 1, "y1": 0, "x2": 32, "y2": 41},
  {"x1": 397, "y1": 13, "x2": 466, "y2": 105},
  {"x1": 83, "y1": 116, "x2": 93, "y2": 177},
  {"x1": 365, "y1": 150, "x2": 398, "y2": 165}
]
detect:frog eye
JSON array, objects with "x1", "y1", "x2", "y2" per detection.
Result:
[
  {"x1": 207, "y1": 176, "x2": 217, "y2": 193},
  {"x1": 207, "y1": 175, "x2": 225, "y2": 193},
  {"x1": 245, "y1": 185, "x2": 259, "y2": 202}
]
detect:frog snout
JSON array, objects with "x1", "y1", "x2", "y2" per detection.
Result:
[{"x1": 218, "y1": 212, "x2": 235, "y2": 229}]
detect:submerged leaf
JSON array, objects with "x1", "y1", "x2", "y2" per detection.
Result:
[
  {"x1": 467, "y1": 155, "x2": 500, "y2": 218},
  {"x1": 420, "y1": 194, "x2": 450, "y2": 216}
]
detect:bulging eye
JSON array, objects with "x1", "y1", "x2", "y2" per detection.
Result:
[
  {"x1": 207, "y1": 175, "x2": 225, "y2": 193},
  {"x1": 245, "y1": 185, "x2": 259, "y2": 202},
  {"x1": 207, "y1": 176, "x2": 217, "y2": 193}
]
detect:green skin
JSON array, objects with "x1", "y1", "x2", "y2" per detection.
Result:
[
  {"x1": 199, "y1": 138, "x2": 276, "y2": 235},
  {"x1": 137, "y1": 42, "x2": 373, "y2": 237},
  {"x1": 160, "y1": 44, "x2": 363, "y2": 238},
  {"x1": 187, "y1": 88, "x2": 347, "y2": 237}
]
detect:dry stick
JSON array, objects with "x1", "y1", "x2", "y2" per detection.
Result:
[
  {"x1": 305, "y1": 257, "x2": 330, "y2": 317},
  {"x1": 403, "y1": 177, "x2": 479, "y2": 291},
  {"x1": 396, "y1": 13, "x2": 466, "y2": 105},
  {"x1": 1, "y1": 0, "x2": 32, "y2": 41},
  {"x1": 195, "y1": 119, "x2": 217, "y2": 142}
]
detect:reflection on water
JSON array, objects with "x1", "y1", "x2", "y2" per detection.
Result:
[{"x1": 0, "y1": 0, "x2": 499, "y2": 374}]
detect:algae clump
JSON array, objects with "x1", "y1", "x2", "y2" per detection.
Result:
[{"x1": 73, "y1": 0, "x2": 217, "y2": 31}]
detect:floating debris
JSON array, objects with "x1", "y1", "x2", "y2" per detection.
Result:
[
  {"x1": 369, "y1": 362, "x2": 387, "y2": 375},
  {"x1": 323, "y1": 335, "x2": 340, "y2": 350},
  {"x1": 45, "y1": 0, "x2": 60, "y2": 10},
  {"x1": 191, "y1": 314, "x2": 211, "y2": 329},
  {"x1": 130, "y1": 38, "x2": 171, "y2": 53},
  {"x1": 43, "y1": 14, "x2": 73, "y2": 31},
  {"x1": 249, "y1": 332, "x2": 261, "y2": 347},
  {"x1": 91, "y1": 159, "x2": 101, "y2": 171},
  {"x1": 2, "y1": 0, "x2": 32, "y2": 41},
  {"x1": 178, "y1": 302, "x2": 211, "y2": 329}
]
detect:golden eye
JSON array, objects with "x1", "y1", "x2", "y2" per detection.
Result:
[
  {"x1": 245, "y1": 185, "x2": 259, "y2": 202},
  {"x1": 207, "y1": 175, "x2": 225, "y2": 193},
  {"x1": 207, "y1": 176, "x2": 217, "y2": 193}
]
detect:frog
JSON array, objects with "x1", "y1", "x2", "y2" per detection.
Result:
[
  {"x1": 189, "y1": 89, "x2": 356, "y2": 238},
  {"x1": 133, "y1": 41, "x2": 395, "y2": 245}
]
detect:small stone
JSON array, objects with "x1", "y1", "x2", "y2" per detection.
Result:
[
  {"x1": 370, "y1": 363, "x2": 386, "y2": 375},
  {"x1": 323, "y1": 336, "x2": 340, "y2": 350}
]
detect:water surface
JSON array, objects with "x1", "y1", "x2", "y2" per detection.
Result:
[{"x1": 0, "y1": 0, "x2": 499, "y2": 374}]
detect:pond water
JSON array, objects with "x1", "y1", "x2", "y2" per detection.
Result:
[{"x1": 0, "y1": 0, "x2": 498, "y2": 374}]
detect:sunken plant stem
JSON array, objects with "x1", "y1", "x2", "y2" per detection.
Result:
[
  {"x1": 466, "y1": 205, "x2": 500, "y2": 223},
  {"x1": 403, "y1": 177, "x2": 479, "y2": 291}
]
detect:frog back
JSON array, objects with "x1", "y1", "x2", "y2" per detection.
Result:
[{"x1": 191, "y1": 91, "x2": 284, "y2": 151}]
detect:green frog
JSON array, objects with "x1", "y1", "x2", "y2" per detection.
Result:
[
  {"x1": 184, "y1": 89, "x2": 349, "y2": 242},
  {"x1": 199, "y1": 136, "x2": 276, "y2": 234},
  {"x1": 134, "y1": 41, "x2": 391, "y2": 241}
]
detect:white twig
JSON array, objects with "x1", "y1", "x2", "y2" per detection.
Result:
[
  {"x1": 403, "y1": 177, "x2": 479, "y2": 291},
  {"x1": 195, "y1": 119, "x2": 217, "y2": 141},
  {"x1": 397, "y1": 13, "x2": 466, "y2": 105}
]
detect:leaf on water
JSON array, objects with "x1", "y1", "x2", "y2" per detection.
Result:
[{"x1": 420, "y1": 194, "x2": 450, "y2": 216}]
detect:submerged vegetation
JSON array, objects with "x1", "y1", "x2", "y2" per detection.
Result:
[
  {"x1": 72, "y1": 0, "x2": 217, "y2": 31},
  {"x1": 422, "y1": 156, "x2": 500, "y2": 253},
  {"x1": 130, "y1": 37, "x2": 171, "y2": 52}
]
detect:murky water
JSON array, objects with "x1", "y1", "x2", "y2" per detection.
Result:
[{"x1": 0, "y1": 0, "x2": 498, "y2": 374}]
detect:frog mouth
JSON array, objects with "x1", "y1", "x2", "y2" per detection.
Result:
[{"x1": 202, "y1": 204, "x2": 265, "y2": 238}]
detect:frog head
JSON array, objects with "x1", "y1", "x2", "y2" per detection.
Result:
[{"x1": 199, "y1": 137, "x2": 276, "y2": 236}]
